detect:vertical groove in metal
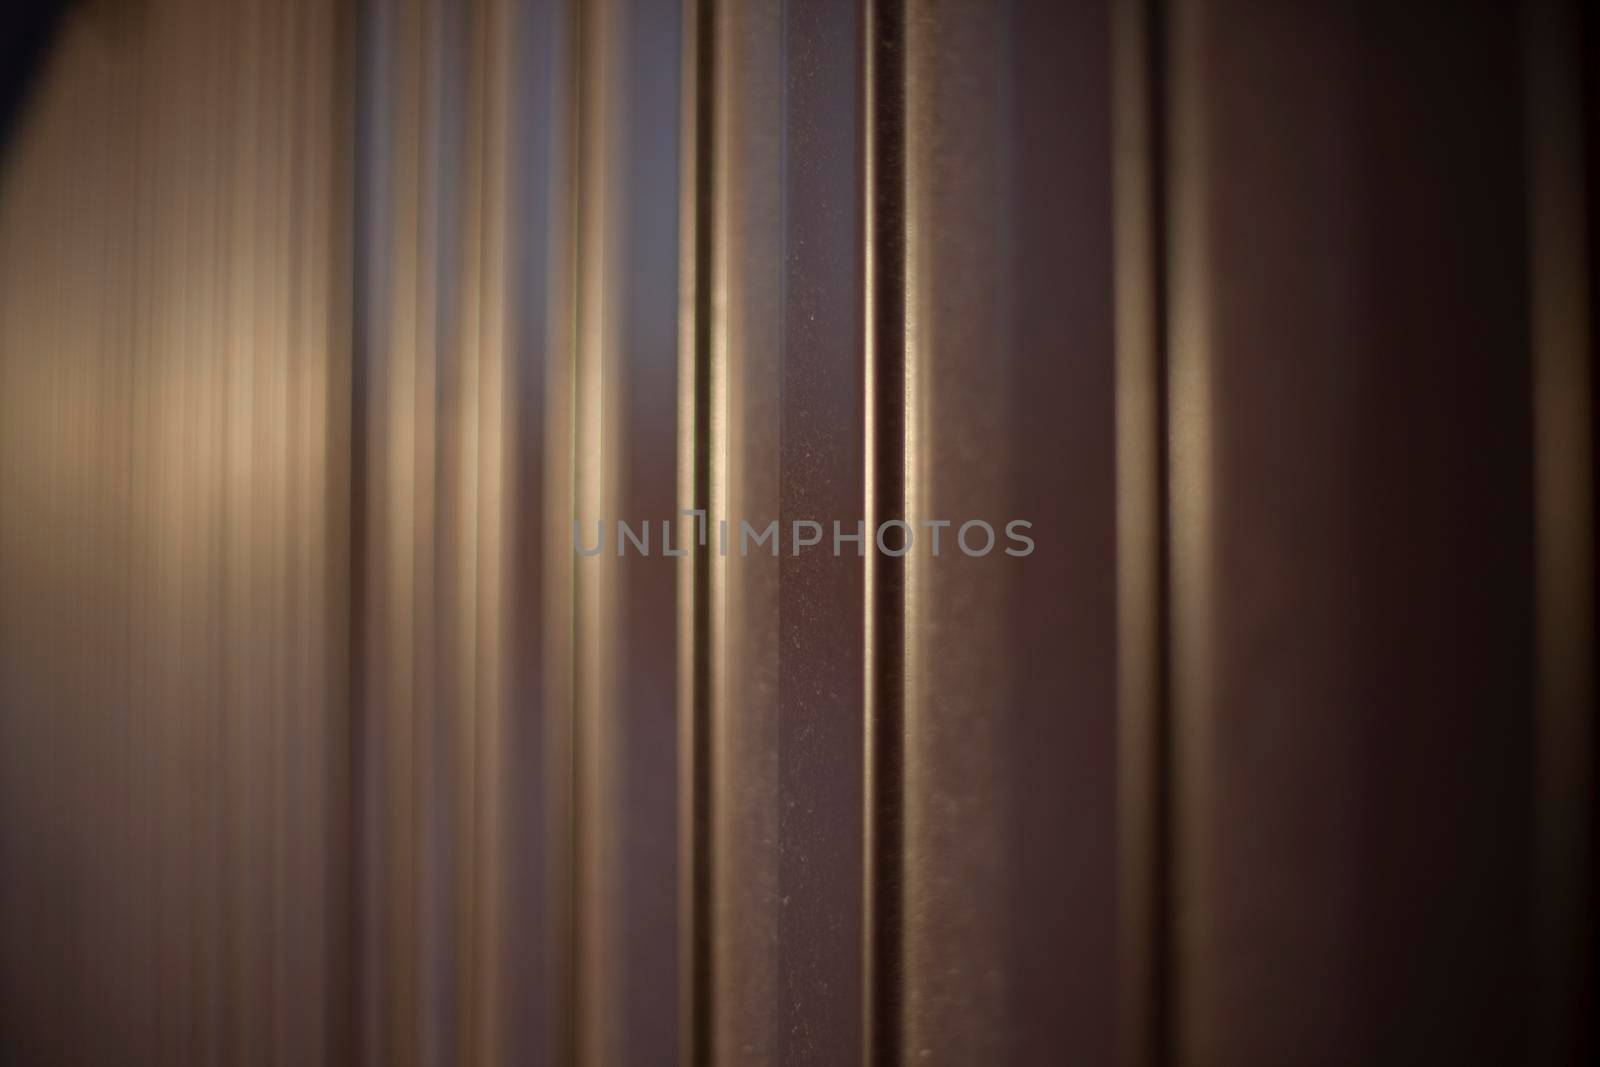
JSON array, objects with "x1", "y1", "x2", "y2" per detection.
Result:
[
  {"x1": 683, "y1": 2, "x2": 718, "y2": 1064},
  {"x1": 864, "y1": 0, "x2": 906, "y2": 1063},
  {"x1": 1113, "y1": 0, "x2": 1174, "y2": 1063}
]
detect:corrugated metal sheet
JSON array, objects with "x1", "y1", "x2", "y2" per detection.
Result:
[{"x1": 0, "y1": 0, "x2": 1594, "y2": 1065}]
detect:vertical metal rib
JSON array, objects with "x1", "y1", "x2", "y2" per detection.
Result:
[
  {"x1": 571, "y1": 0, "x2": 620, "y2": 1061},
  {"x1": 864, "y1": 0, "x2": 906, "y2": 1062},
  {"x1": 1162, "y1": 0, "x2": 1213, "y2": 1058}
]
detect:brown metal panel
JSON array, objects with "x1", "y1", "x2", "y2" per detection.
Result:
[
  {"x1": 1009, "y1": 3, "x2": 1121, "y2": 1063},
  {"x1": 2, "y1": 2, "x2": 1598, "y2": 1065},
  {"x1": 706, "y1": 4, "x2": 787, "y2": 1061},
  {"x1": 893, "y1": 1, "x2": 1121, "y2": 1063},
  {"x1": 0, "y1": 2, "x2": 351, "y2": 1064},
  {"x1": 613, "y1": 0, "x2": 684, "y2": 1061},
  {"x1": 1165, "y1": 1, "x2": 1541, "y2": 1062},
  {"x1": 772, "y1": 2, "x2": 870, "y2": 1061},
  {"x1": 694, "y1": 1, "x2": 869, "y2": 1063}
]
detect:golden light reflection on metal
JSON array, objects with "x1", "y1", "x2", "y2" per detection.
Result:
[
  {"x1": 573, "y1": 2, "x2": 624, "y2": 1063},
  {"x1": 1165, "y1": 1, "x2": 1219, "y2": 1060}
]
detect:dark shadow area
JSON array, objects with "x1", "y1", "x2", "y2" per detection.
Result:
[{"x1": 1, "y1": 2, "x2": 73, "y2": 167}]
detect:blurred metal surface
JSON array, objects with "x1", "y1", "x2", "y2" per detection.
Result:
[
  {"x1": 1158, "y1": 2, "x2": 1565, "y2": 1062},
  {"x1": 0, "y1": 1, "x2": 350, "y2": 1063},
  {"x1": 0, "y1": 0, "x2": 1595, "y2": 1065}
]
